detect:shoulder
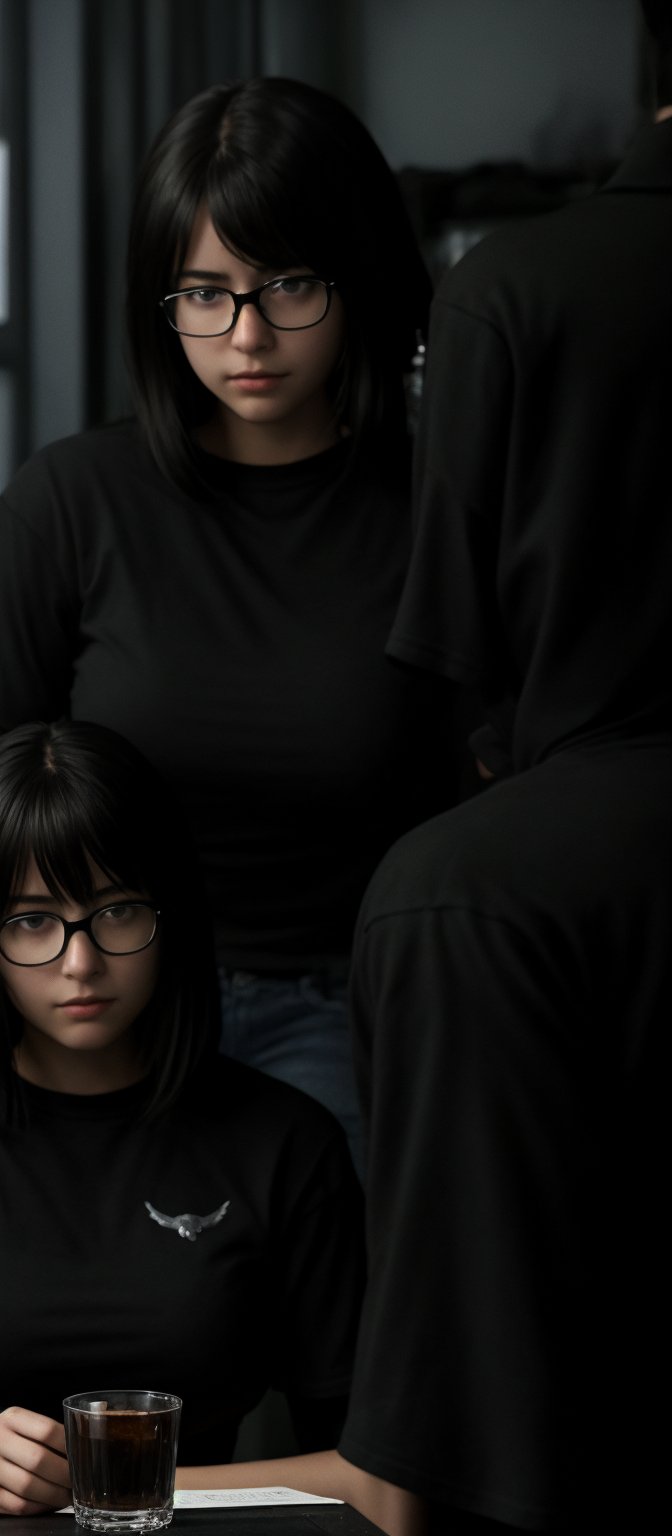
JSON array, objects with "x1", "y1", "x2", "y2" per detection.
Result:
[
  {"x1": 2, "y1": 421, "x2": 160, "y2": 506},
  {"x1": 7, "y1": 418, "x2": 142, "y2": 473},
  {"x1": 181, "y1": 1056, "x2": 356, "y2": 1193},
  {"x1": 430, "y1": 187, "x2": 640, "y2": 343},
  {"x1": 1, "y1": 421, "x2": 191, "y2": 553},
  {"x1": 357, "y1": 747, "x2": 672, "y2": 944}
]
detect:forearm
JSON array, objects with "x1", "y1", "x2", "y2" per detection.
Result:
[{"x1": 175, "y1": 1450, "x2": 425, "y2": 1535}]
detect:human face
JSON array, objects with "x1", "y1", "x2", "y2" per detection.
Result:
[
  {"x1": 174, "y1": 205, "x2": 347, "y2": 464},
  {"x1": 0, "y1": 859, "x2": 161, "y2": 1091}
]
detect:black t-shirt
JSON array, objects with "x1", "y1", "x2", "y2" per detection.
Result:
[
  {"x1": 340, "y1": 741, "x2": 672, "y2": 1528},
  {"x1": 0, "y1": 1056, "x2": 365, "y2": 1463},
  {"x1": 0, "y1": 424, "x2": 456, "y2": 970}
]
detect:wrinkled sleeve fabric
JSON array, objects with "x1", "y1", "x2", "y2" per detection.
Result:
[{"x1": 340, "y1": 748, "x2": 672, "y2": 1525}]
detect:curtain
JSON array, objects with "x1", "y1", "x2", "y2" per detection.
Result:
[
  {"x1": 82, "y1": 0, "x2": 263, "y2": 431},
  {"x1": 21, "y1": 0, "x2": 265, "y2": 456}
]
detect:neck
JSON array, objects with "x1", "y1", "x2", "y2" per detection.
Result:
[
  {"x1": 198, "y1": 403, "x2": 344, "y2": 467},
  {"x1": 13, "y1": 1031, "x2": 144, "y2": 1096}
]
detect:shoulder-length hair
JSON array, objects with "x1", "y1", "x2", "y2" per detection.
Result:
[
  {"x1": 125, "y1": 76, "x2": 432, "y2": 493},
  {"x1": 0, "y1": 720, "x2": 219, "y2": 1127}
]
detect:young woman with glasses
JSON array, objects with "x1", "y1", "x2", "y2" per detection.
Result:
[
  {"x1": 0, "y1": 718, "x2": 420, "y2": 1534},
  {"x1": 0, "y1": 78, "x2": 457, "y2": 1180}
]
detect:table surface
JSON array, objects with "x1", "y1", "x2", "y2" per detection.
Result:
[{"x1": 7, "y1": 1506, "x2": 385, "y2": 1536}]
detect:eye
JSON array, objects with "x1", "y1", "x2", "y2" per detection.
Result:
[
  {"x1": 182, "y1": 287, "x2": 227, "y2": 306},
  {"x1": 14, "y1": 912, "x2": 53, "y2": 933},
  {"x1": 270, "y1": 278, "x2": 313, "y2": 298},
  {"x1": 97, "y1": 903, "x2": 136, "y2": 923}
]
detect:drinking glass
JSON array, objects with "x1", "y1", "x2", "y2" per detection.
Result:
[{"x1": 63, "y1": 1390, "x2": 182, "y2": 1532}]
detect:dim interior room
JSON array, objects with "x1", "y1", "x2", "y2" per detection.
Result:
[{"x1": 0, "y1": 0, "x2": 649, "y2": 488}]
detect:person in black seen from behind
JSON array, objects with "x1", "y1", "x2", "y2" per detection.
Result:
[
  {"x1": 0, "y1": 719, "x2": 422, "y2": 1536},
  {"x1": 338, "y1": 3, "x2": 672, "y2": 1531},
  {"x1": 0, "y1": 78, "x2": 456, "y2": 1183}
]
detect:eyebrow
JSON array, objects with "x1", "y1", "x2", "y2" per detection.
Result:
[
  {"x1": 6, "y1": 884, "x2": 126, "y2": 906},
  {"x1": 178, "y1": 269, "x2": 230, "y2": 281},
  {"x1": 177, "y1": 262, "x2": 280, "y2": 284}
]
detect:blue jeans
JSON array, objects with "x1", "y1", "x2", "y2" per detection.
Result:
[{"x1": 217, "y1": 968, "x2": 366, "y2": 1181}]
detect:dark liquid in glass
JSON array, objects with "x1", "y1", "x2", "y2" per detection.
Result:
[{"x1": 69, "y1": 1410, "x2": 177, "y2": 1511}]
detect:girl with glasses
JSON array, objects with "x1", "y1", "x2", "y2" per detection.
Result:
[
  {"x1": 0, "y1": 719, "x2": 417, "y2": 1534},
  {"x1": 0, "y1": 79, "x2": 457, "y2": 1180}
]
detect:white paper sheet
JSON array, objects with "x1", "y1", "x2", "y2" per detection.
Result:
[
  {"x1": 175, "y1": 1488, "x2": 342, "y2": 1506},
  {"x1": 57, "y1": 1487, "x2": 342, "y2": 1512}
]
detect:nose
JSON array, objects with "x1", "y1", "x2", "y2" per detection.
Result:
[
  {"x1": 61, "y1": 930, "x2": 104, "y2": 979},
  {"x1": 230, "y1": 299, "x2": 273, "y2": 352}
]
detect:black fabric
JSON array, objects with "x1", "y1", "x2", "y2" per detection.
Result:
[
  {"x1": 0, "y1": 428, "x2": 455, "y2": 972},
  {"x1": 340, "y1": 743, "x2": 671, "y2": 1530},
  {"x1": 0, "y1": 1056, "x2": 365, "y2": 1464},
  {"x1": 388, "y1": 118, "x2": 672, "y2": 773},
  {"x1": 339, "y1": 119, "x2": 672, "y2": 1531}
]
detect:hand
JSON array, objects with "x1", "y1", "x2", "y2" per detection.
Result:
[{"x1": 0, "y1": 1406, "x2": 71, "y2": 1515}]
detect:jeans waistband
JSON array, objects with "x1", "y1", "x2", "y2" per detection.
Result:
[{"x1": 219, "y1": 963, "x2": 350, "y2": 988}]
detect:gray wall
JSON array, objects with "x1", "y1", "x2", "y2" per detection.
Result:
[
  {"x1": 351, "y1": 0, "x2": 640, "y2": 170},
  {"x1": 260, "y1": 0, "x2": 641, "y2": 171}
]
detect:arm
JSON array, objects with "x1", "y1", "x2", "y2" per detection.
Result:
[
  {"x1": 176, "y1": 1452, "x2": 425, "y2": 1535},
  {"x1": 174, "y1": 1133, "x2": 426, "y2": 1535},
  {"x1": 0, "y1": 1407, "x2": 71, "y2": 1515}
]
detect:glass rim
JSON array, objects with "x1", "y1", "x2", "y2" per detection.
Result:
[{"x1": 63, "y1": 1390, "x2": 182, "y2": 1414}]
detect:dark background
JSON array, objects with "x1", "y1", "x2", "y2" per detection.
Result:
[{"x1": 0, "y1": 0, "x2": 653, "y2": 483}]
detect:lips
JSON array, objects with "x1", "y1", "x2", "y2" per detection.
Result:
[
  {"x1": 58, "y1": 997, "x2": 114, "y2": 1019},
  {"x1": 226, "y1": 371, "x2": 287, "y2": 391},
  {"x1": 60, "y1": 996, "x2": 109, "y2": 1006}
]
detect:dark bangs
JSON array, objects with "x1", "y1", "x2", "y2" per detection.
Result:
[
  {"x1": 0, "y1": 724, "x2": 158, "y2": 915},
  {"x1": 1, "y1": 787, "x2": 147, "y2": 915},
  {"x1": 201, "y1": 83, "x2": 349, "y2": 280},
  {"x1": 204, "y1": 174, "x2": 310, "y2": 281}
]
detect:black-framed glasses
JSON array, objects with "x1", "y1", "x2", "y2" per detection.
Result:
[
  {"x1": 0, "y1": 901, "x2": 161, "y2": 967},
  {"x1": 160, "y1": 275, "x2": 336, "y2": 337}
]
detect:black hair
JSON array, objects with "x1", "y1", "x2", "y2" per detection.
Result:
[
  {"x1": 125, "y1": 77, "x2": 432, "y2": 493},
  {"x1": 640, "y1": 0, "x2": 672, "y2": 104},
  {"x1": 0, "y1": 720, "x2": 219, "y2": 1126}
]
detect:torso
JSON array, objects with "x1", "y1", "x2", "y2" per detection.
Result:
[
  {"x1": 0, "y1": 423, "x2": 457, "y2": 968},
  {"x1": 0, "y1": 1057, "x2": 364, "y2": 1461}
]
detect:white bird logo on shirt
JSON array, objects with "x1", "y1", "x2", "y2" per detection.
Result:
[{"x1": 144, "y1": 1199, "x2": 230, "y2": 1242}]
